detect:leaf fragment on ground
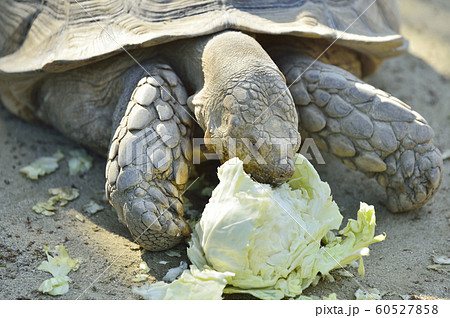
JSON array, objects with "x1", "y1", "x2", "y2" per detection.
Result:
[
  {"x1": 37, "y1": 245, "x2": 79, "y2": 296},
  {"x1": 354, "y1": 288, "x2": 382, "y2": 300},
  {"x1": 82, "y1": 200, "x2": 104, "y2": 214},
  {"x1": 132, "y1": 262, "x2": 152, "y2": 282},
  {"x1": 38, "y1": 276, "x2": 72, "y2": 295},
  {"x1": 333, "y1": 268, "x2": 355, "y2": 278},
  {"x1": 400, "y1": 294, "x2": 411, "y2": 300},
  {"x1": 132, "y1": 274, "x2": 150, "y2": 282},
  {"x1": 32, "y1": 202, "x2": 56, "y2": 216},
  {"x1": 139, "y1": 262, "x2": 150, "y2": 273},
  {"x1": 48, "y1": 187, "x2": 80, "y2": 206},
  {"x1": 164, "y1": 250, "x2": 181, "y2": 257},
  {"x1": 432, "y1": 255, "x2": 450, "y2": 265},
  {"x1": 163, "y1": 261, "x2": 188, "y2": 282},
  {"x1": 20, "y1": 151, "x2": 64, "y2": 180},
  {"x1": 426, "y1": 264, "x2": 444, "y2": 273},
  {"x1": 32, "y1": 187, "x2": 79, "y2": 216},
  {"x1": 67, "y1": 149, "x2": 93, "y2": 175}
]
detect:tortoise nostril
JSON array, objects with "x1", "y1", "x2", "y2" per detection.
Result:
[
  {"x1": 264, "y1": 158, "x2": 295, "y2": 184},
  {"x1": 248, "y1": 136, "x2": 258, "y2": 146}
]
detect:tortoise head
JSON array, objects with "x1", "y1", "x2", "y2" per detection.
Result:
[{"x1": 189, "y1": 32, "x2": 301, "y2": 184}]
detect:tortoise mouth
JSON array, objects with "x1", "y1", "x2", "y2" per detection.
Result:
[
  {"x1": 206, "y1": 122, "x2": 300, "y2": 185},
  {"x1": 244, "y1": 157, "x2": 295, "y2": 185}
]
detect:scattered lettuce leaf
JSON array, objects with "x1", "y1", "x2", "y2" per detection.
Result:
[
  {"x1": 39, "y1": 276, "x2": 72, "y2": 296},
  {"x1": 333, "y1": 268, "x2": 355, "y2": 278},
  {"x1": 82, "y1": 200, "x2": 104, "y2": 214},
  {"x1": 432, "y1": 255, "x2": 450, "y2": 265},
  {"x1": 132, "y1": 274, "x2": 151, "y2": 282},
  {"x1": 426, "y1": 264, "x2": 444, "y2": 273},
  {"x1": 400, "y1": 295, "x2": 411, "y2": 300},
  {"x1": 164, "y1": 250, "x2": 181, "y2": 258},
  {"x1": 38, "y1": 245, "x2": 80, "y2": 276},
  {"x1": 74, "y1": 214, "x2": 85, "y2": 222},
  {"x1": 323, "y1": 293, "x2": 339, "y2": 300},
  {"x1": 355, "y1": 288, "x2": 381, "y2": 300},
  {"x1": 32, "y1": 202, "x2": 56, "y2": 216},
  {"x1": 133, "y1": 266, "x2": 234, "y2": 300},
  {"x1": 37, "y1": 245, "x2": 79, "y2": 296},
  {"x1": 163, "y1": 261, "x2": 188, "y2": 282},
  {"x1": 48, "y1": 187, "x2": 79, "y2": 206},
  {"x1": 186, "y1": 154, "x2": 385, "y2": 300},
  {"x1": 32, "y1": 187, "x2": 79, "y2": 216},
  {"x1": 67, "y1": 149, "x2": 93, "y2": 175},
  {"x1": 20, "y1": 151, "x2": 64, "y2": 180},
  {"x1": 132, "y1": 262, "x2": 152, "y2": 282},
  {"x1": 139, "y1": 262, "x2": 150, "y2": 273}
]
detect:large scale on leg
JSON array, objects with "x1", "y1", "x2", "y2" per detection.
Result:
[{"x1": 106, "y1": 64, "x2": 194, "y2": 250}]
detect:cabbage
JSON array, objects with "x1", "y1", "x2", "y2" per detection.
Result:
[
  {"x1": 37, "y1": 245, "x2": 80, "y2": 296},
  {"x1": 163, "y1": 261, "x2": 188, "y2": 282},
  {"x1": 32, "y1": 187, "x2": 80, "y2": 216},
  {"x1": 82, "y1": 200, "x2": 104, "y2": 214},
  {"x1": 186, "y1": 154, "x2": 385, "y2": 299},
  {"x1": 20, "y1": 150, "x2": 64, "y2": 180},
  {"x1": 355, "y1": 288, "x2": 381, "y2": 300},
  {"x1": 132, "y1": 266, "x2": 233, "y2": 300},
  {"x1": 67, "y1": 149, "x2": 93, "y2": 175}
]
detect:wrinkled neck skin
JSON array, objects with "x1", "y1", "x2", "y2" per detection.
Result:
[{"x1": 165, "y1": 31, "x2": 301, "y2": 184}]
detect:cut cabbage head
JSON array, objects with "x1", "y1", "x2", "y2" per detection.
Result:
[{"x1": 187, "y1": 154, "x2": 385, "y2": 299}]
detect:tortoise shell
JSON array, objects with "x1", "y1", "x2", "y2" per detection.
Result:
[{"x1": 0, "y1": 0, "x2": 406, "y2": 74}]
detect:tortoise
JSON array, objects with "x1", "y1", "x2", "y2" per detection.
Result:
[{"x1": 0, "y1": 0, "x2": 442, "y2": 251}]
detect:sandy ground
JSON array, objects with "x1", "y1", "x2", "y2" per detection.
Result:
[{"x1": 0, "y1": 0, "x2": 449, "y2": 300}]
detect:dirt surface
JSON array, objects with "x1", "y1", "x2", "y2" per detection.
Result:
[{"x1": 0, "y1": 0, "x2": 449, "y2": 300}]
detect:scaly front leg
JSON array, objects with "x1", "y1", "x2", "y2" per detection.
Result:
[
  {"x1": 106, "y1": 63, "x2": 193, "y2": 250},
  {"x1": 276, "y1": 54, "x2": 442, "y2": 212}
]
